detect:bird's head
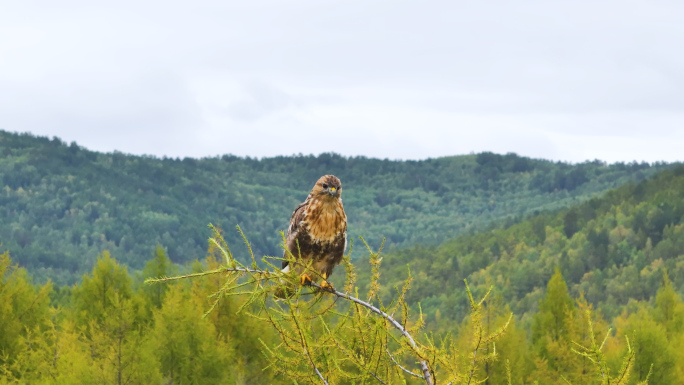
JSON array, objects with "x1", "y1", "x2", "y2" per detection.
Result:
[{"x1": 312, "y1": 175, "x2": 342, "y2": 199}]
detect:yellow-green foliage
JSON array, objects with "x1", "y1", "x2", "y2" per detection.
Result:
[
  {"x1": 1, "y1": 223, "x2": 675, "y2": 384},
  {"x1": 0, "y1": 248, "x2": 281, "y2": 385},
  {"x1": 145, "y1": 227, "x2": 519, "y2": 384},
  {"x1": 0, "y1": 251, "x2": 52, "y2": 379},
  {"x1": 143, "y1": 226, "x2": 654, "y2": 385},
  {"x1": 150, "y1": 284, "x2": 232, "y2": 384}
]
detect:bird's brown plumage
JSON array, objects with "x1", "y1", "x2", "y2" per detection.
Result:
[{"x1": 281, "y1": 175, "x2": 347, "y2": 289}]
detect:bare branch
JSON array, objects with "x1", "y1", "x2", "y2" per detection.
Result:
[
  {"x1": 386, "y1": 349, "x2": 423, "y2": 379},
  {"x1": 368, "y1": 370, "x2": 388, "y2": 385}
]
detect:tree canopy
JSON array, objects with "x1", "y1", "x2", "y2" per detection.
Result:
[{"x1": 0, "y1": 130, "x2": 674, "y2": 285}]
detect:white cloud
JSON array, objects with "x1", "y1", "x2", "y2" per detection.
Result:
[{"x1": 1, "y1": 0, "x2": 683, "y2": 163}]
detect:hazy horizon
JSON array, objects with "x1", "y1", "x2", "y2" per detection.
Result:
[{"x1": 4, "y1": 128, "x2": 675, "y2": 166}]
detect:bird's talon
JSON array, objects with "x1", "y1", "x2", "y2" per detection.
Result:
[
  {"x1": 300, "y1": 274, "x2": 312, "y2": 286},
  {"x1": 320, "y1": 280, "x2": 333, "y2": 290}
]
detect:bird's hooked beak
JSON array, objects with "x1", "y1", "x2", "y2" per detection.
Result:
[{"x1": 328, "y1": 187, "x2": 338, "y2": 197}]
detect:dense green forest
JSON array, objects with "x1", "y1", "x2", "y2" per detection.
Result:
[
  {"x1": 374, "y1": 166, "x2": 684, "y2": 323},
  {"x1": 0, "y1": 130, "x2": 674, "y2": 285},
  {"x1": 2, "y1": 164, "x2": 684, "y2": 383}
]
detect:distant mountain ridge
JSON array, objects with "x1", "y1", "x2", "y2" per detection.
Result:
[{"x1": 0, "y1": 130, "x2": 675, "y2": 284}]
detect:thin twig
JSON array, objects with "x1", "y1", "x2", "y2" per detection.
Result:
[
  {"x1": 467, "y1": 327, "x2": 482, "y2": 385},
  {"x1": 144, "y1": 268, "x2": 251, "y2": 283},
  {"x1": 614, "y1": 350, "x2": 634, "y2": 385},
  {"x1": 506, "y1": 359, "x2": 512, "y2": 385},
  {"x1": 368, "y1": 370, "x2": 388, "y2": 385},
  {"x1": 290, "y1": 305, "x2": 329, "y2": 385},
  {"x1": 16, "y1": 284, "x2": 50, "y2": 321},
  {"x1": 313, "y1": 366, "x2": 328, "y2": 385},
  {"x1": 386, "y1": 349, "x2": 423, "y2": 379}
]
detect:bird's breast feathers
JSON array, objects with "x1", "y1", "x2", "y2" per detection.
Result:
[{"x1": 303, "y1": 198, "x2": 347, "y2": 243}]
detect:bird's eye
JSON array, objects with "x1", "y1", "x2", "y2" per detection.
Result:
[{"x1": 322, "y1": 183, "x2": 329, "y2": 189}]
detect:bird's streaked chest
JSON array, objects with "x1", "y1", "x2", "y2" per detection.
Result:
[{"x1": 302, "y1": 199, "x2": 346, "y2": 243}]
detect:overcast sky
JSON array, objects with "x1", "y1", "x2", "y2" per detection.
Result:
[{"x1": 1, "y1": 0, "x2": 683, "y2": 163}]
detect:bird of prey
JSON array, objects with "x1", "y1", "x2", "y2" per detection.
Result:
[{"x1": 280, "y1": 175, "x2": 347, "y2": 293}]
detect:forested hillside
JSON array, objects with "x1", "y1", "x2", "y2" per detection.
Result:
[
  {"x1": 339, "y1": 165, "x2": 684, "y2": 383},
  {"x1": 4, "y1": 162, "x2": 684, "y2": 383},
  {"x1": 373, "y1": 166, "x2": 684, "y2": 325},
  {"x1": 0, "y1": 130, "x2": 673, "y2": 284}
]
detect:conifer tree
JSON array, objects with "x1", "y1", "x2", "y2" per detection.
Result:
[
  {"x1": 0, "y1": 251, "x2": 52, "y2": 379},
  {"x1": 72, "y1": 251, "x2": 137, "y2": 327},
  {"x1": 150, "y1": 283, "x2": 232, "y2": 384},
  {"x1": 73, "y1": 252, "x2": 161, "y2": 384},
  {"x1": 531, "y1": 269, "x2": 579, "y2": 383},
  {"x1": 653, "y1": 273, "x2": 684, "y2": 336},
  {"x1": 454, "y1": 293, "x2": 531, "y2": 385},
  {"x1": 137, "y1": 245, "x2": 177, "y2": 311},
  {"x1": 614, "y1": 308, "x2": 669, "y2": 384}
]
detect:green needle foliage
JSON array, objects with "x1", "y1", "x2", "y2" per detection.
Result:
[
  {"x1": 565, "y1": 310, "x2": 651, "y2": 385},
  {"x1": 147, "y1": 225, "x2": 516, "y2": 384}
]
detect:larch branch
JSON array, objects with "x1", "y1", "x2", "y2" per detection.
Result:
[{"x1": 148, "y1": 264, "x2": 434, "y2": 384}]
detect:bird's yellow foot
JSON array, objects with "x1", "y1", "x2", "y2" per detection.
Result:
[
  {"x1": 320, "y1": 280, "x2": 333, "y2": 290},
  {"x1": 320, "y1": 272, "x2": 333, "y2": 290},
  {"x1": 300, "y1": 273, "x2": 312, "y2": 286}
]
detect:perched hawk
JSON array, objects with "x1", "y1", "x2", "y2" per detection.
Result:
[{"x1": 280, "y1": 175, "x2": 347, "y2": 293}]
